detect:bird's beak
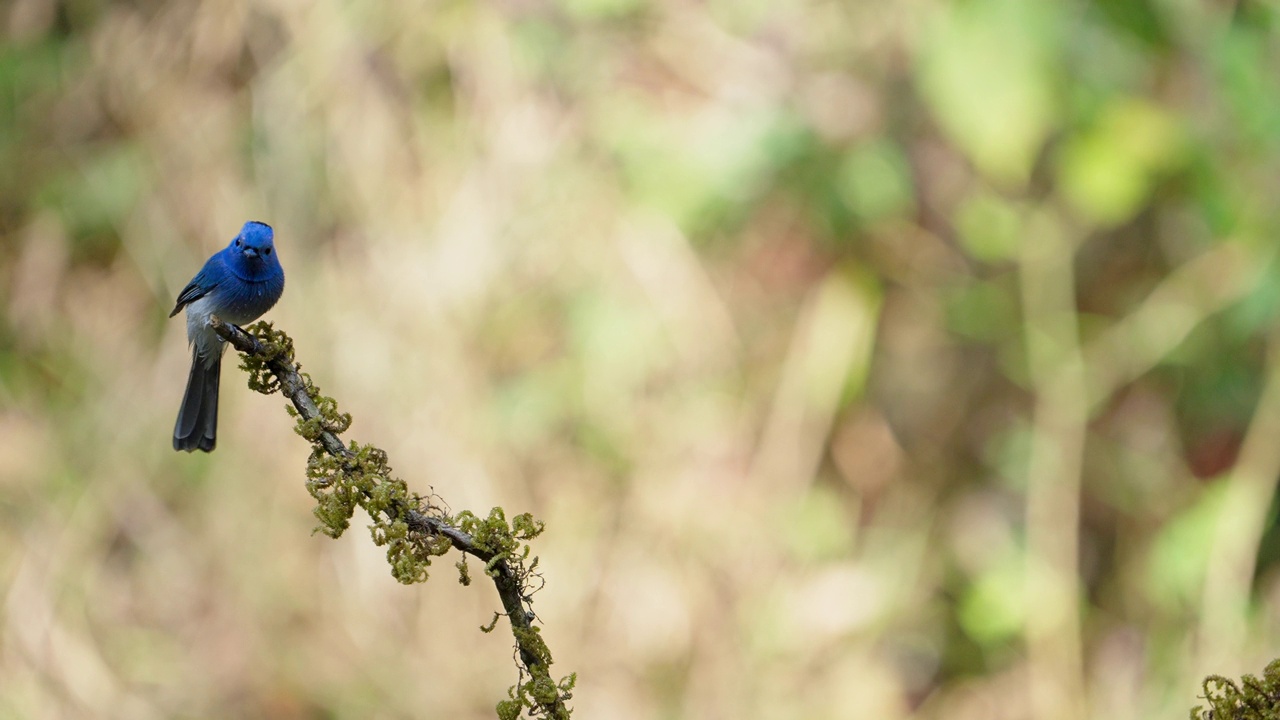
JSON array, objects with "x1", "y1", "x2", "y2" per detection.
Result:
[{"x1": 242, "y1": 248, "x2": 259, "y2": 258}]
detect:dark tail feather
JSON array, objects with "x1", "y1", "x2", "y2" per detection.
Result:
[{"x1": 173, "y1": 353, "x2": 220, "y2": 452}]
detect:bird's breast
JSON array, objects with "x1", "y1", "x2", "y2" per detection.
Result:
[{"x1": 212, "y1": 276, "x2": 284, "y2": 325}]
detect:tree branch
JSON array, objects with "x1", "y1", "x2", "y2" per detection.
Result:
[{"x1": 210, "y1": 316, "x2": 573, "y2": 719}]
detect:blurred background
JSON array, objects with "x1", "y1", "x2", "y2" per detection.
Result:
[{"x1": 3, "y1": 0, "x2": 1280, "y2": 718}]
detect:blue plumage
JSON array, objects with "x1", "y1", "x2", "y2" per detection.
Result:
[{"x1": 171, "y1": 221, "x2": 285, "y2": 452}]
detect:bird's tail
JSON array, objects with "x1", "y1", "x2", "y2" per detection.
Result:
[{"x1": 173, "y1": 351, "x2": 220, "y2": 452}]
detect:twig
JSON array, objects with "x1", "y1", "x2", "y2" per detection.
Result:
[{"x1": 210, "y1": 316, "x2": 573, "y2": 719}]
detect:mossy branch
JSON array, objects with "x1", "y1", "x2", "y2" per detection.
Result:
[
  {"x1": 1192, "y1": 659, "x2": 1280, "y2": 719},
  {"x1": 210, "y1": 317, "x2": 575, "y2": 720}
]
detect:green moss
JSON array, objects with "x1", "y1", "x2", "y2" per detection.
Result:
[
  {"x1": 1192, "y1": 659, "x2": 1280, "y2": 719},
  {"x1": 237, "y1": 321, "x2": 293, "y2": 394},
  {"x1": 499, "y1": 670, "x2": 576, "y2": 720},
  {"x1": 481, "y1": 612, "x2": 501, "y2": 633},
  {"x1": 496, "y1": 698, "x2": 522, "y2": 720},
  {"x1": 513, "y1": 625, "x2": 552, "y2": 666},
  {"x1": 455, "y1": 508, "x2": 546, "y2": 579}
]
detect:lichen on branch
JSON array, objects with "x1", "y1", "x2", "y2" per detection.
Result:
[{"x1": 210, "y1": 317, "x2": 574, "y2": 719}]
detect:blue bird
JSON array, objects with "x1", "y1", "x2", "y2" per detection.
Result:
[{"x1": 170, "y1": 221, "x2": 285, "y2": 452}]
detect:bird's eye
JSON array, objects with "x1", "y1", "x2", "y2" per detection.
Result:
[
  {"x1": 264, "y1": 248, "x2": 272, "y2": 255},
  {"x1": 235, "y1": 239, "x2": 242, "y2": 247}
]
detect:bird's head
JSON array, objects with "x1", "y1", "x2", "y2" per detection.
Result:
[{"x1": 232, "y1": 221, "x2": 276, "y2": 261}]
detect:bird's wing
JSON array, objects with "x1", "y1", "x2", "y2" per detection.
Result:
[
  {"x1": 169, "y1": 261, "x2": 221, "y2": 317},
  {"x1": 169, "y1": 282, "x2": 209, "y2": 317}
]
